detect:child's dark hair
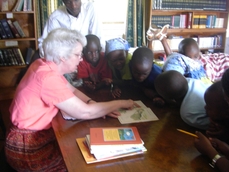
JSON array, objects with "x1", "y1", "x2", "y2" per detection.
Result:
[
  {"x1": 132, "y1": 47, "x2": 154, "y2": 63},
  {"x1": 178, "y1": 38, "x2": 198, "y2": 55},
  {"x1": 85, "y1": 34, "x2": 101, "y2": 47},
  {"x1": 222, "y1": 68, "x2": 229, "y2": 97}
]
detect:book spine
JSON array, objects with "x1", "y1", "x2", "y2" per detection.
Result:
[
  {"x1": 12, "y1": 21, "x2": 26, "y2": 37},
  {"x1": 7, "y1": 19, "x2": 20, "y2": 38},
  {"x1": 0, "y1": 49, "x2": 6, "y2": 66},
  {"x1": 7, "y1": 49, "x2": 17, "y2": 65},
  {"x1": 12, "y1": 48, "x2": 22, "y2": 65},
  {"x1": 27, "y1": 0, "x2": 32, "y2": 11},
  {"x1": 0, "y1": 19, "x2": 14, "y2": 38},
  {"x1": 0, "y1": 21, "x2": 8, "y2": 39},
  {"x1": 23, "y1": 0, "x2": 27, "y2": 11},
  {"x1": 1, "y1": 0, "x2": 8, "y2": 11},
  {"x1": 2, "y1": 49, "x2": 12, "y2": 66},
  {"x1": 15, "y1": 48, "x2": 25, "y2": 65}
]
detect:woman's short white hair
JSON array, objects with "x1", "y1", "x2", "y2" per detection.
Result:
[{"x1": 42, "y1": 28, "x2": 87, "y2": 64}]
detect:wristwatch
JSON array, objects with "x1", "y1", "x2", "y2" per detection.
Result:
[{"x1": 209, "y1": 154, "x2": 222, "y2": 168}]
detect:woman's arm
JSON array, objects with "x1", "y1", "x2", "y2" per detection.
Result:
[{"x1": 55, "y1": 96, "x2": 133, "y2": 120}]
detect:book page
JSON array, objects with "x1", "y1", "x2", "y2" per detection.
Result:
[{"x1": 118, "y1": 101, "x2": 159, "y2": 124}]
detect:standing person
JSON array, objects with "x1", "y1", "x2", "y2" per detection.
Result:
[
  {"x1": 4, "y1": 28, "x2": 134, "y2": 172},
  {"x1": 77, "y1": 34, "x2": 113, "y2": 92},
  {"x1": 38, "y1": 0, "x2": 104, "y2": 56}
]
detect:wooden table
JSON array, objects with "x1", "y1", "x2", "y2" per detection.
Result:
[{"x1": 52, "y1": 86, "x2": 216, "y2": 172}]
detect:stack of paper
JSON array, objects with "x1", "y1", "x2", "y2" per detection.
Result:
[
  {"x1": 76, "y1": 127, "x2": 147, "y2": 164},
  {"x1": 118, "y1": 100, "x2": 159, "y2": 124}
]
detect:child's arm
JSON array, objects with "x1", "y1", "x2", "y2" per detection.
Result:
[{"x1": 141, "y1": 87, "x2": 165, "y2": 107}]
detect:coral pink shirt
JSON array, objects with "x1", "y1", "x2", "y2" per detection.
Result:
[{"x1": 10, "y1": 59, "x2": 75, "y2": 130}]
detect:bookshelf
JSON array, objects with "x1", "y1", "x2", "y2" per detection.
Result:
[
  {"x1": 0, "y1": 0, "x2": 37, "y2": 100},
  {"x1": 146, "y1": 0, "x2": 229, "y2": 58}
]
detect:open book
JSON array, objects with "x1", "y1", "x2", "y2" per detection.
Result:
[{"x1": 118, "y1": 100, "x2": 159, "y2": 124}]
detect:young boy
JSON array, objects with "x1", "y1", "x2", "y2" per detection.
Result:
[
  {"x1": 77, "y1": 34, "x2": 112, "y2": 91},
  {"x1": 129, "y1": 47, "x2": 164, "y2": 107},
  {"x1": 105, "y1": 38, "x2": 132, "y2": 98},
  {"x1": 194, "y1": 82, "x2": 229, "y2": 172},
  {"x1": 154, "y1": 70, "x2": 211, "y2": 130},
  {"x1": 146, "y1": 25, "x2": 211, "y2": 84}
]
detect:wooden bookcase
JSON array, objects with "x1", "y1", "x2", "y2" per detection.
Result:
[
  {"x1": 0, "y1": 0, "x2": 37, "y2": 100},
  {"x1": 145, "y1": 0, "x2": 229, "y2": 58}
]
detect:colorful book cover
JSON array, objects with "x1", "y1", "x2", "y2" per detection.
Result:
[{"x1": 89, "y1": 127, "x2": 142, "y2": 146}]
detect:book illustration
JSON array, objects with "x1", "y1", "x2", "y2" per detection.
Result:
[
  {"x1": 118, "y1": 101, "x2": 159, "y2": 124},
  {"x1": 103, "y1": 128, "x2": 136, "y2": 141}
]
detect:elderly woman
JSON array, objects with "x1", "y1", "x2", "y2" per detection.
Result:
[{"x1": 5, "y1": 28, "x2": 134, "y2": 172}]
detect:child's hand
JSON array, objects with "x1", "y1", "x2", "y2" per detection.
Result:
[
  {"x1": 83, "y1": 80, "x2": 96, "y2": 91},
  {"x1": 206, "y1": 121, "x2": 226, "y2": 139},
  {"x1": 102, "y1": 78, "x2": 113, "y2": 86},
  {"x1": 210, "y1": 138, "x2": 229, "y2": 158},
  {"x1": 111, "y1": 87, "x2": 121, "y2": 98},
  {"x1": 194, "y1": 131, "x2": 218, "y2": 157},
  {"x1": 153, "y1": 97, "x2": 165, "y2": 107}
]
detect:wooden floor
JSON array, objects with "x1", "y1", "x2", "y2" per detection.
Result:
[{"x1": 0, "y1": 99, "x2": 17, "y2": 172}]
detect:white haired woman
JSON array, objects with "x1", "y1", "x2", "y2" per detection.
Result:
[{"x1": 5, "y1": 28, "x2": 134, "y2": 172}]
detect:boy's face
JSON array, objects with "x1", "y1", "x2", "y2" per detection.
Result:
[
  {"x1": 185, "y1": 44, "x2": 201, "y2": 61},
  {"x1": 84, "y1": 41, "x2": 101, "y2": 67},
  {"x1": 107, "y1": 50, "x2": 126, "y2": 71},
  {"x1": 130, "y1": 61, "x2": 151, "y2": 82},
  {"x1": 63, "y1": 0, "x2": 81, "y2": 17},
  {"x1": 204, "y1": 92, "x2": 229, "y2": 125}
]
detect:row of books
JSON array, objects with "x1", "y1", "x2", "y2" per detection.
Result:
[
  {"x1": 193, "y1": 15, "x2": 224, "y2": 29},
  {"x1": 0, "y1": 18, "x2": 26, "y2": 39},
  {"x1": 152, "y1": 14, "x2": 224, "y2": 29},
  {"x1": 151, "y1": 35, "x2": 223, "y2": 51},
  {"x1": 76, "y1": 127, "x2": 147, "y2": 164},
  {"x1": 0, "y1": 0, "x2": 32, "y2": 12},
  {"x1": 0, "y1": 47, "x2": 25, "y2": 66},
  {"x1": 152, "y1": 0, "x2": 227, "y2": 11},
  {"x1": 152, "y1": 13, "x2": 192, "y2": 29}
]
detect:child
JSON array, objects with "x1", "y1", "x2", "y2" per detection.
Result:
[
  {"x1": 194, "y1": 68, "x2": 229, "y2": 171},
  {"x1": 204, "y1": 81, "x2": 229, "y2": 143},
  {"x1": 129, "y1": 47, "x2": 164, "y2": 107},
  {"x1": 77, "y1": 34, "x2": 113, "y2": 92},
  {"x1": 105, "y1": 38, "x2": 132, "y2": 98},
  {"x1": 154, "y1": 70, "x2": 211, "y2": 130},
  {"x1": 194, "y1": 82, "x2": 229, "y2": 171},
  {"x1": 146, "y1": 25, "x2": 212, "y2": 84}
]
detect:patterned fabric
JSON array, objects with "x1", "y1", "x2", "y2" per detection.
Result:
[
  {"x1": 105, "y1": 38, "x2": 130, "y2": 55},
  {"x1": 5, "y1": 126, "x2": 67, "y2": 172},
  {"x1": 200, "y1": 53, "x2": 229, "y2": 82},
  {"x1": 162, "y1": 52, "x2": 212, "y2": 84}
]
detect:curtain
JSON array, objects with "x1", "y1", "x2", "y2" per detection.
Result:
[
  {"x1": 35, "y1": 0, "x2": 63, "y2": 38},
  {"x1": 126, "y1": 0, "x2": 146, "y2": 47}
]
